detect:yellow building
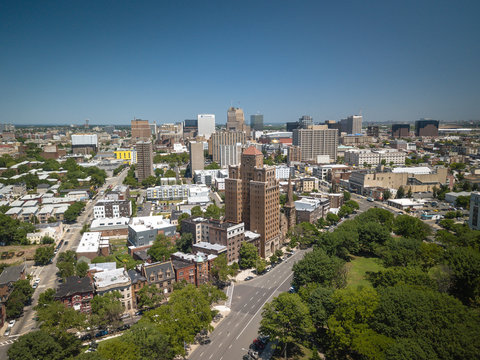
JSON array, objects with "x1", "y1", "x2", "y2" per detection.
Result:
[{"x1": 114, "y1": 150, "x2": 136, "y2": 164}]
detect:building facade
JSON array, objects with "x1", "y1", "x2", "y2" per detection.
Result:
[
  {"x1": 340, "y1": 115, "x2": 362, "y2": 134},
  {"x1": 209, "y1": 131, "x2": 246, "y2": 167},
  {"x1": 189, "y1": 141, "x2": 205, "y2": 174},
  {"x1": 391, "y1": 124, "x2": 410, "y2": 138},
  {"x1": 197, "y1": 114, "x2": 215, "y2": 140},
  {"x1": 367, "y1": 125, "x2": 379, "y2": 137},
  {"x1": 136, "y1": 141, "x2": 153, "y2": 183},
  {"x1": 415, "y1": 119, "x2": 439, "y2": 137},
  {"x1": 131, "y1": 119, "x2": 151, "y2": 141},
  {"x1": 292, "y1": 126, "x2": 338, "y2": 162},
  {"x1": 93, "y1": 199, "x2": 132, "y2": 219},
  {"x1": 250, "y1": 114, "x2": 264, "y2": 131},
  {"x1": 225, "y1": 146, "x2": 281, "y2": 258},
  {"x1": 55, "y1": 276, "x2": 94, "y2": 313},
  {"x1": 227, "y1": 107, "x2": 249, "y2": 133}
]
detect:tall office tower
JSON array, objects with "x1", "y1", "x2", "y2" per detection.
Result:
[
  {"x1": 367, "y1": 125, "x2": 379, "y2": 137},
  {"x1": 136, "y1": 141, "x2": 153, "y2": 182},
  {"x1": 225, "y1": 146, "x2": 281, "y2": 258},
  {"x1": 325, "y1": 120, "x2": 342, "y2": 135},
  {"x1": 340, "y1": 115, "x2": 362, "y2": 134},
  {"x1": 227, "y1": 107, "x2": 250, "y2": 133},
  {"x1": 292, "y1": 126, "x2": 338, "y2": 162},
  {"x1": 391, "y1": 124, "x2": 410, "y2": 138},
  {"x1": 250, "y1": 114, "x2": 264, "y2": 131},
  {"x1": 283, "y1": 175, "x2": 296, "y2": 230},
  {"x1": 415, "y1": 119, "x2": 439, "y2": 137},
  {"x1": 210, "y1": 130, "x2": 247, "y2": 166},
  {"x1": 131, "y1": 119, "x2": 151, "y2": 141},
  {"x1": 287, "y1": 145, "x2": 302, "y2": 165},
  {"x1": 197, "y1": 114, "x2": 215, "y2": 139},
  {"x1": 149, "y1": 122, "x2": 158, "y2": 140},
  {"x1": 298, "y1": 115, "x2": 313, "y2": 128},
  {"x1": 189, "y1": 141, "x2": 204, "y2": 175},
  {"x1": 183, "y1": 119, "x2": 198, "y2": 139},
  {"x1": 469, "y1": 193, "x2": 480, "y2": 230}
]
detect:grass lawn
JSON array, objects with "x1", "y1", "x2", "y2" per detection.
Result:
[
  {"x1": 109, "y1": 238, "x2": 127, "y2": 246},
  {"x1": 346, "y1": 256, "x2": 384, "y2": 288}
]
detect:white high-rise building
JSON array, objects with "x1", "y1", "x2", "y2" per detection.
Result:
[{"x1": 197, "y1": 114, "x2": 215, "y2": 140}]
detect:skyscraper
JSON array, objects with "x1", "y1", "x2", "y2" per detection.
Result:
[
  {"x1": 209, "y1": 130, "x2": 246, "y2": 167},
  {"x1": 189, "y1": 141, "x2": 204, "y2": 175},
  {"x1": 340, "y1": 115, "x2": 362, "y2": 134},
  {"x1": 225, "y1": 146, "x2": 281, "y2": 258},
  {"x1": 415, "y1": 119, "x2": 439, "y2": 137},
  {"x1": 227, "y1": 107, "x2": 250, "y2": 133},
  {"x1": 131, "y1": 119, "x2": 151, "y2": 141},
  {"x1": 197, "y1": 114, "x2": 215, "y2": 139},
  {"x1": 292, "y1": 126, "x2": 338, "y2": 162},
  {"x1": 136, "y1": 141, "x2": 153, "y2": 182},
  {"x1": 298, "y1": 115, "x2": 313, "y2": 128},
  {"x1": 250, "y1": 114, "x2": 264, "y2": 131},
  {"x1": 391, "y1": 124, "x2": 410, "y2": 138}
]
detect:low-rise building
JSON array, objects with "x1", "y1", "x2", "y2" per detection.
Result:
[
  {"x1": 170, "y1": 252, "x2": 215, "y2": 286},
  {"x1": 0, "y1": 265, "x2": 25, "y2": 328},
  {"x1": 294, "y1": 197, "x2": 329, "y2": 224},
  {"x1": 141, "y1": 261, "x2": 175, "y2": 296},
  {"x1": 345, "y1": 149, "x2": 406, "y2": 167},
  {"x1": 128, "y1": 216, "x2": 176, "y2": 248},
  {"x1": 76, "y1": 232, "x2": 110, "y2": 261},
  {"x1": 94, "y1": 268, "x2": 133, "y2": 312},
  {"x1": 27, "y1": 222, "x2": 64, "y2": 244},
  {"x1": 445, "y1": 191, "x2": 471, "y2": 204},
  {"x1": 55, "y1": 276, "x2": 94, "y2": 313},
  {"x1": 93, "y1": 199, "x2": 131, "y2": 219},
  {"x1": 387, "y1": 198, "x2": 425, "y2": 211},
  {"x1": 90, "y1": 217, "x2": 129, "y2": 237},
  {"x1": 193, "y1": 169, "x2": 228, "y2": 186}
]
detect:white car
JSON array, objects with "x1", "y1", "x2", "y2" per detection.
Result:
[
  {"x1": 34, "y1": 278, "x2": 40, "y2": 284},
  {"x1": 8, "y1": 319, "x2": 15, "y2": 328}
]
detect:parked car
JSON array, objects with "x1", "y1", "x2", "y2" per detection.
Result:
[
  {"x1": 32, "y1": 283, "x2": 38, "y2": 289},
  {"x1": 367, "y1": 197, "x2": 374, "y2": 202},
  {"x1": 95, "y1": 330, "x2": 108, "y2": 338},
  {"x1": 244, "y1": 276, "x2": 254, "y2": 281},
  {"x1": 117, "y1": 324, "x2": 130, "y2": 331},
  {"x1": 199, "y1": 337, "x2": 211, "y2": 345},
  {"x1": 81, "y1": 334, "x2": 92, "y2": 341},
  {"x1": 4, "y1": 328, "x2": 10, "y2": 336},
  {"x1": 8, "y1": 320, "x2": 16, "y2": 328}
]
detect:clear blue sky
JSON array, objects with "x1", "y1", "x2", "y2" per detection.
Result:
[{"x1": 1, "y1": 0, "x2": 479, "y2": 125}]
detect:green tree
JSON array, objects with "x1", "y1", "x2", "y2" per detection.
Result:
[
  {"x1": 393, "y1": 215, "x2": 431, "y2": 240},
  {"x1": 343, "y1": 191, "x2": 351, "y2": 201},
  {"x1": 75, "y1": 261, "x2": 89, "y2": 277},
  {"x1": 122, "y1": 322, "x2": 176, "y2": 360},
  {"x1": 357, "y1": 221, "x2": 392, "y2": 253},
  {"x1": 210, "y1": 253, "x2": 235, "y2": 286},
  {"x1": 345, "y1": 200, "x2": 359, "y2": 210},
  {"x1": 260, "y1": 293, "x2": 314, "y2": 360},
  {"x1": 292, "y1": 248, "x2": 346, "y2": 289},
  {"x1": 164, "y1": 169, "x2": 176, "y2": 177},
  {"x1": 175, "y1": 232, "x2": 193, "y2": 253},
  {"x1": 238, "y1": 241, "x2": 258, "y2": 269},
  {"x1": 98, "y1": 337, "x2": 139, "y2": 360},
  {"x1": 41, "y1": 235, "x2": 55, "y2": 244},
  {"x1": 6, "y1": 280, "x2": 34, "y2": 318},
  {"x1": 34, "y1": 246, "x2": 54, "y2": 265},
  {"x1": 91, "y1": 292, "x2": 124, "y2": 330},
  {"x1": 256, "y1": 258, "x2": 267, "y2": 274},
  {"x1": 147, "y1": 234, "x2": 176, "y2": 262},
  {"x1": 382, "y1": 189, "x2": 392, "y2": 201},
  {"x1": 445, "y1": 246, "x2": 480, "y2": 305},
  {"x1": 177, "y1": 212, "x2": 190, "y2": 232},
  {"x1": 205, "y1": 162, "x2": 220, "y2": 169},
  {"x1": 36, "y1": 288, "x2": 56, "y2": 308},
  {"x1": 396, "y1": 186, "x2": 405, "y2": 199},
  {"x1": 338, "y1": 205, "x2": 353, "y2": 218},
  {"x1": 326, "y1": 212, "x2": 340, "y2": 225},
  {"x1": 8, "y1": 330, "x2": 64, "y2": 360},
  {"x1": 366, "y1": 266, "x2": 436, "y2": 289},
  {"x1": 142, "y1": 175, "x2": 157, "y2": 187},
  {"x1": 190, "y1": 205, "x2": 203, "y2": 217},
  {"x1": 269, "y1": 253, "x2": 278, "y2": 264},
  {"x1": 204, "y1": 204, "x2": 223, "y2": 219},
  {"x1": 36, "y1": 300, "x2": 86, "y2": 334},
  {"x1": 456, "y1": 195, "x2": 470, "y2": 209},
  {"x1": 137, "y1": 284, "x2": 164, "y2": 309}
]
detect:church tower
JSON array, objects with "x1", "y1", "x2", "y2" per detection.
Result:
[{"x1": 284, "y1": 173, "x2": 296, "y2": 230}]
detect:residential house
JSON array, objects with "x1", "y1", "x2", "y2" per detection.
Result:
[{"x1": 55, "y1": 276, "x2": 95, "y2": 313}]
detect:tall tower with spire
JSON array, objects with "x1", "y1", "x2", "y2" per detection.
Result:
[{"x1": 284, "y1": 173, "x2": 296, "y2": 230}]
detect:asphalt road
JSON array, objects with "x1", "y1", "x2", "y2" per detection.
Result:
[
  {"x1": 0, "y1": 168, "x2": 128, "y2": 358},
  {"x1": 188, "y1": 249, "x2": 307, "y2": 360}
]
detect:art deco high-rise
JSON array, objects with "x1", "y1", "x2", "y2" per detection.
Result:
[
  {"x1": 136, "y1": 141, "x2": 153, "y2": 182},
  {"x1": 225, "y1": 146, "x2": 281, "y2": 258},
  {"x1": 227, "y1": 107, "x2": 250, "y2": 133},
  {"x1": 131, "y1": 119, "x2": 151, "y2": 141}
]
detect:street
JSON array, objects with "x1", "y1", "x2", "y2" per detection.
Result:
[
  {"x1": 188, "y1": 250, "x2": 306, "y2": 360},
  {"x1": 0, "y1": 169, "x2": 128, "y2": 358}
]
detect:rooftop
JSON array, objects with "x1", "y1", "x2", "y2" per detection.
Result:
[
  {"x1": 94, "y1": 268, "x2": 130, "y2": 289},
  {"x1": 0, "y1": 265, "x2": 25, "y2": 285},
  {"x1": 55, "y1": 276, "x2": 94, "y2": 298},
  {"x1": 129, "y1": 216, "x2": 173, "y2": 232},
  {"x1": 193, "y1": 242, "x2": 227, "y2": 252},
  {"x1": 243, "y1": 146, "x2": 263, "y2": 156},
  {"x1": 76, "y1": 232, "x2": 102, "y2": 253}
]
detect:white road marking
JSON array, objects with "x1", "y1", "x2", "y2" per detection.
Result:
[
  {"x1": 200, "y1": 352, "x2": 204, "y2": 357},
  {"x1": 250, "y1": 296, "x2": 254, "y2": 301},
  {"x1": 255, "y1": 290, "x2": 259, "y2": 295},
  {"x1": 209, "y1": 354, "x2": 213, "y2": 359},
  {"x1": 236, "y1": 271, "x2": 293, "y2": 340},
  {"x1": 229, "y1": 344, "x2": 232, "y2": 349}
]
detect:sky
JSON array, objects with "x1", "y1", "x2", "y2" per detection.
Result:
[{"x1": 1, "y1": 0, "x2": 479, "y2": 125}]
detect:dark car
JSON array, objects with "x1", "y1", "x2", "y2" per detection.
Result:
[
  {"x1": 244, "y1": 276, "x2": 254, "y2": 281},
  {"x1": 81, "y1": 333, "x2": 92, "y2": 341},
  {"x1": 199, "y1": 338, "x2": 211, "y2": 345},
  {"x1": 117, "y1": 324, "x2": 130, "y2": 331},
  {"x1": 95, "y1": 330, "x2": 108, "y2": 338}
]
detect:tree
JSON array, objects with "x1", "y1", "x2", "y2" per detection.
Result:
[
  {"x1": 34, "y1": 246, "x2": 54, "y2": 265},
  {"x1": 6, "y1": 279, "x2": 34, "y2": 318},
  {"x1": 357, "y1": 221, "x2": 392, "y2": 253},
  {"x1": 164, "y1": 169, "x2": 176, "y2": 178},
  {"x1": 256, "y1": 258, "x2": 267, "y2": 274},
  {"x1": 456, "y1": 195, "x2": 470, "y2": 209},
  {"x1": 121, "y1": 322, "x2": 176, "y2": 360},
  {"x1": 190, "y1": 205, "x2": 203, "y2": 217},
  {"x1": 345, "y1": 200, "x2": 359, "y2": 210},
  {"x1": 270, "y1": 254, "x2": 278, "y2": 264},
  {"x1": 238, "y1": 241, "x2": 258, "y2": 269},
  {"x1": 376, "y1": 237, "x2": 422, "y2": 267},
  {"x1": 326, "y1": 212, "x2": 340, "y2": 225},
  {"x1": 210, "y1": 254, "x2": 235, "y2": 286},
  {"x1": 177, "y1": 212, "x2": 190, "y2": 232},
  {"x1": 75, "y1": 261, "x2": 89, "y2": 277},
  {"x1": 205, "y1": 162, "x2": 220, "y2": 169},
  {"x1": 396, "y1": 186, "x2": 405, "y2": 199},
  {"x1": 36, "y1": 288, "x2": 56, "y2": 308},
  {"x1": 8, "y1": 330, "x2": 63, "y2": 360},
  {"x1": 98, "y1": 337, "x2": 139, "y2": 360},
  {"x1": 63, "y1": 201, "x2": 86, "y2": 222},
  {"x1": 393, "y1": 215, "x2": 431, "y2": 240},
  {"x1": 137, "y1": 284, "x2": 164, "y2": 309},
  {"x1": 382, "y1": 189, "x2": 392, "y2": 201},
  {"x1": 147, "y1": 234, "x2": 176, "y2": 262},
  {"x1": 366, "y1": 266, "x2": 436, "y2": 289},
  {"x1": 343, "y1": 191, "x2": 351, "y2": 201},
  {"x1": 57, "y1": 250, "x2": 77, "y2": 279},
  {"x1": 141, "y1": 175, "x2": 156, "y2": 187},
  {"x1": 36, "y1": 300, "x2": 86, "y2": 335},
  {"x1": 338, "y1": 205, "x2": 353, "y2": 219},
  {"x1": 91, "y1": 292, "x2": 124, "y2": 330},
  {"x1": 175, "y1": 232, "x2": 193, "y2": 253},
  {"x1": 260, "y1": 293, "x2": 314, "y2": 360},
  {"x1": 445, "y1": 246, "x2": 480, "y2": 305},
  {"x1": 292, "y1": 248, "x2": 345, "y2": 289},
  {"x1": 41, "y1": 235, "x2": 55, "y2": 244},
  {"x1": 406, "y1": 187, "x2": 413, "y2": 198},
  {"x1": 204, "y1": 204, "x2": 223, "y2": 219}
]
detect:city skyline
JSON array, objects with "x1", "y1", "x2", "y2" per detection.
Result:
[{"x1": 1, "y1": 1, "x2": 479, "y2": 125}]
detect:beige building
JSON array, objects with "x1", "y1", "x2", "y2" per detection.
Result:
[
  {"x1": 292, "y1": 126, "x2": 338, "y2": 162},
  {"x1": 225, "y1": 146, "x2": 281, "y2": 258},
  {"x1": 189, "y1": 142, "x2": 204, "y2": 175},
  {"x1": 136, "y1": 141, "x2": 153, "y2": 182},
  {"x1": 345, "y1": 149, "x2": 405, "y2": 167},
  {"x1": 287, "y1": 145, "x2": 302, "y2": 165},
  {"x1": 131, "y1": 119, "x2": 151, "y2": 142},
  {"x1": 209, "y1": 130, "x2": 246, "y2": 167},
  {"x1": 227, "y1": 107, "x2": 250, "y2": 133}
]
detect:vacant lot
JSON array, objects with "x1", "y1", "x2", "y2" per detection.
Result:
[
  {"x1": 0, "y1": 244, "x2": 40, "y2": 264},
  {"x1": 346, "y1": 256, "x2": 384, "y2": 288}
]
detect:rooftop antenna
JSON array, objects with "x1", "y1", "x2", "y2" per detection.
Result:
[{"x1": 85, "y1": 119, "x2": 89, "y2": 129}]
